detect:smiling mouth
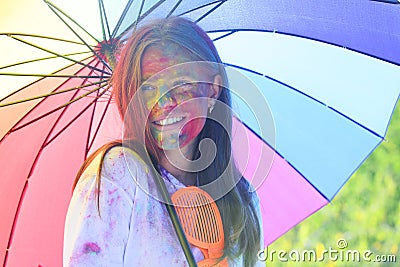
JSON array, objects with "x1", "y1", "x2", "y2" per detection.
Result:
[{"x1": 153, "y1": 116, "x2": 184, "y2": 126}]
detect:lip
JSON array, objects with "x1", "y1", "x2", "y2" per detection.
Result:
[{"x1": 151, "y1": 115, "x2": 186, "y2": 130}]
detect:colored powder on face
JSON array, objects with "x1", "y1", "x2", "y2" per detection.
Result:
[{"x1": 83, "y1": 242, "x2": 101, "y2": 255}]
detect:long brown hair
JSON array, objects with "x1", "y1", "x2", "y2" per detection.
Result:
[{"x1": 74, "y1": 17, "x2": 261, "y2": 266}]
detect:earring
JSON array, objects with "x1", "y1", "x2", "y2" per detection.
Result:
[{"x1": 209, "y1": 104, "x2": 214, "y2": 114}]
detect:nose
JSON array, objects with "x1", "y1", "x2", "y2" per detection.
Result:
[{"x1": 157, "y1": 91, "x2": 177, "y2": 109}]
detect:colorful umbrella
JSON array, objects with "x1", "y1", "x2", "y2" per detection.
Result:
[{"x1": 1, "y1": 0, "x2": 399, "y2": 266}]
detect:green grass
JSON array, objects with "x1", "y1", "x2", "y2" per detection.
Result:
[{"x1": 263, "y1": 104, "x2": 400, "y2": 266}]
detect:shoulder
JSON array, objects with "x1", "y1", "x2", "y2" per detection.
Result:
[
  {"x1": 101, "y1": 146, "x2": 150, "y2": 180},
  {"x1": 78, "y1": 145, "x2": 151, "y2": 200}
]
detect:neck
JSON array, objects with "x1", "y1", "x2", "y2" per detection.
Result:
[{"x1": 158, "y1": 139, "x2": 198, "y2": 186}]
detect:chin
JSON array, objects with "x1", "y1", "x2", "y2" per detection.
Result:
[{"x1": 156, "y1": 133, "x2": 192, "y2": 151}]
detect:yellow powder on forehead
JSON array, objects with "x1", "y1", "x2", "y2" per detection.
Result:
[{"x1": 141, "y1": 44, "x2": 195, "y2": 81}]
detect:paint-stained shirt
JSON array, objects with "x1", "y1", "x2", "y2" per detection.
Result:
[{"x1": 63, "y1": 146, "x2": 264, "y2": 266}]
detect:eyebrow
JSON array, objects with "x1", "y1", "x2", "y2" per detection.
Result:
[{"x1": 172, "y1": 80, "x2": 192, "y2": 86}]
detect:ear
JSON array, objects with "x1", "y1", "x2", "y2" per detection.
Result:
[{"x1": 208, "y1": 74, "x2": 222, "y2": 107}]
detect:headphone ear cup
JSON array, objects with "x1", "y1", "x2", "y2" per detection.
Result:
[{"x1": 209, "y1": 104, "x2": 214, "y2": 114}]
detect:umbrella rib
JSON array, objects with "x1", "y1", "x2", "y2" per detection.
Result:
[
  {"x1": 98, "y1": 0, "x2": 112, "y2": 41},
  {"x1": 0, "y1": 73, "x2": 108, "y2": 79},
  {"x1": 0, "y1": 58, "x2": 102, "y2": 141},
  {"x1": 8, "y1": 35, "x2": 110, "y2": 75},
  {"x1": 44, "y1": 84, "x2": 110, "y2": 147},
  {"x1": 132, "y1": 0, "x2": 146, "y2": 33},
  {"x1": 3, "y1": 176, "x2": 29, "y2": 266},
  {"x1": 212, "y1": 29, "x2": 400, "y2": 67},
  {"x1": 0, "y1": 56, "x2": 93, "y2": 102},
  {"x1": 326, "y1": 105, "x2": 386, "y2": 140},
  {"x1": 27, "y1": 60, "x2": 105, "y2": 149},
  {"x1": 87, "y1": 85, "x2": 114, "y2": 154},
  {"x1": 111, "y1": 0, "x2": 136, "y2": 39},
  {"x1": 194, "y1": 0, "x2": 227, "y2": 23},
  {"x1": 117, "y1": 0, "x2": 225, "y2": 39},
  {"x1": 86, "y1": 89, "x2": 112, "y2": 155},
  {"x1": 0, "y1": 81, "x2": 106, "y2": 108},
  {"x1": 0, "y1": 51, "x2": 92, "y2": 71},
  {"x1": 115, "y1": 0, "x2": 167, "y2": 39},
  {"x1": 235, "y1": 116, "x2": 331, "y2": 202},
  {"x1": 166, "y1": 0, "x2": 183, "y2": 18},
  {"x1": 370, "y1": 0, "x2": 400, "y2": 4},
  {"x1": 11, "y1": 81, "x2": 109, "y2": 133},
  {"x1": 226, "y1": 62, "x2": 387, "y2": 140},
  {"x1": 0, "y1": 33, "x2": 86, "y2": 45},
  {"x1": 86, "y1": 64, "x2": 110, "y2": 154},
  {"x1": 210, "y1": 30, "x2": 236, "y2": 42},
  {"x1": 101, "y1": 0, "x2": 112, "y2": 39},
  {"x1": 86, "y1": 81, "x2": 103, "y2": 155},
  {"x1": 44, "y1": 1, "x2": 113, "y2": 72},
  {"x1": 3, "y1": 60, "x2": 105, "y2": 265},
  {"x1": 43, "y1": 0, "x2": 99, "y2": 43},
  {"x1": 99, "y1": 0, "x2": 107, "y2": 41},
  {"x1": 41, "y1": 68, "x2": 114, "y2": 158},
  {"x1": 176, "y1": 0, "x2": 224, "y2": 17}
]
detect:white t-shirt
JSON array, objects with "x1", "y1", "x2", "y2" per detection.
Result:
[{"x1": 64, "y1": 146, "x2": 264, "y2": 266}]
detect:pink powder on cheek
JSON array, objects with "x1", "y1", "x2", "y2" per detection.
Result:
[
  {"x1": 179, "y1": 117, "x2": 206, "y2": 148},
  {"x1": 159, "y1": 57, "x2": 170, "y2": 63}
]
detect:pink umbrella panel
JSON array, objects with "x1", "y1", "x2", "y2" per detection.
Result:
[{"x1": 0, "y1": 54, "x2": 121, "y2": 266}]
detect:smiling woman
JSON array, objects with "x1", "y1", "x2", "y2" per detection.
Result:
[
  {"x1": 140, "y1": 44, "x2": 220, "y2": 152},
  {"x1": 64, "y1": 17, "x2": 264, "y2": 267}
]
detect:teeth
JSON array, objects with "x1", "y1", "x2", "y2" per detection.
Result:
[{"x1": 155, "y1": 116, "x2": 184, "y2": 126}]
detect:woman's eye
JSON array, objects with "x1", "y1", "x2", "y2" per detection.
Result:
[
  {"x1": 174, "y1": 81, "x2": 195, "y2": 91},
  {"x1": 141, "y1": 84, "x2": 156, "y2": 91}
]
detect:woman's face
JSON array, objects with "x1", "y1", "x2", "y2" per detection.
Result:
[{"x1": 140, "y1": 44, "x2": 214, "y2": 151}]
